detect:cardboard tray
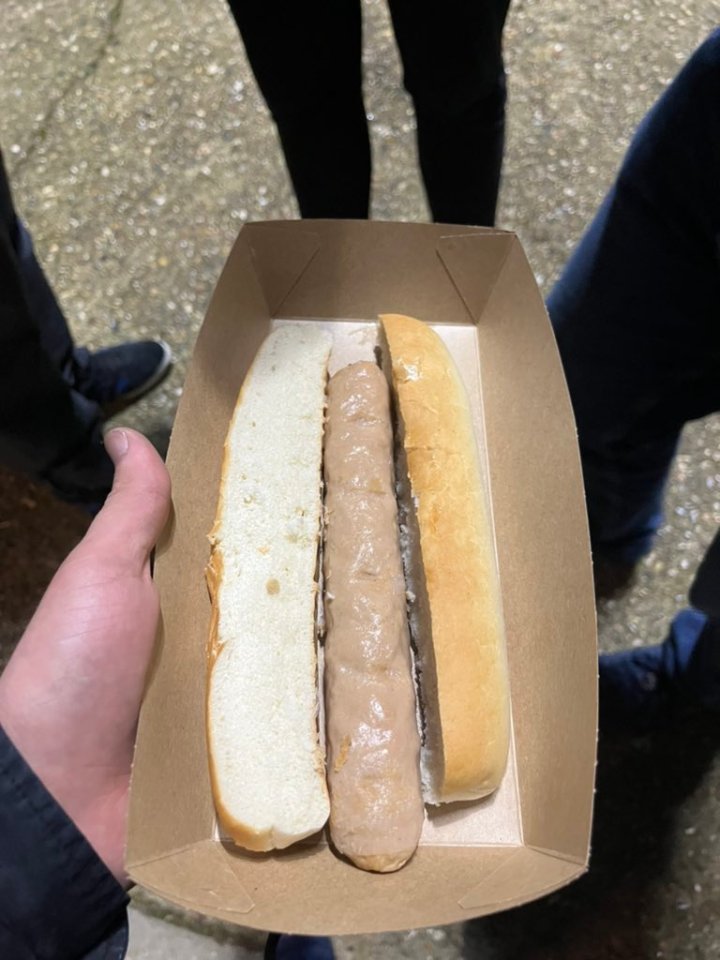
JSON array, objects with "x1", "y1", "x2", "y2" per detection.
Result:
[{"x1": 127, "y1": 220, "x2": 597, "y2": 935}]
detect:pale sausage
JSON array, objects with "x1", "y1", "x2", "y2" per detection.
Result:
[{"x1": 323, "y1": 361, "x2": 424, "y2": 873}]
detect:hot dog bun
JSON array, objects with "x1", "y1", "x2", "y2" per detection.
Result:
[
  {"x1": 379, "y1": 313, "x2": 510, "y2": 804},
  {"x1": 206, "y1": 324, "x2": 332, "y2": 851}
]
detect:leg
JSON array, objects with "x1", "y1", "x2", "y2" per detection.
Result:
[
  {"x1": 13, "y1": 218, "x2": 75, "y2": 376},
  {"x1": 227, "y1": 0, "x2": 370, "y2": 218},
  {"x1": 547, "y1": 30, "x2": 720, "y2": 564},
  {"x1": 0, "y1": 151, "x2": 112, "y2": 506},
  {"x1": 388, "y1": 0, "x2": 511, "y2": 226}
]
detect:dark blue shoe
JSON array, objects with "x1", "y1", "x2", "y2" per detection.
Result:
[
  {"x1": 599, "y1": 609, "x2": 720, "y2": 735},
  {"x1": 269, "y1": 934, "x2": 335, "y2": 960},
  {"x1": 43, "y1": 421, "x2": 114, "y2": 514},
  {"x1": 73, "y1": 339, "x2": 172, "y2": 411}
]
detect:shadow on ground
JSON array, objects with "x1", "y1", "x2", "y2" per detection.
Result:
[
  {"x1": 464, "y1": 718, "x2": 719, "y2": 960},
  {"x1": 0, "y1": 466, "x2": 90, "y2": 664},
  {"x1": 0, "y1": 423, "x2": 173, "y2": 667}
]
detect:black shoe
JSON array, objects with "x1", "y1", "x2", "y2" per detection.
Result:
[
  {"x1": 599, "y1": 643, "x2": 674, "y2": 736},
  {"x1": 593, "y1": 555, "x2": 637, "y2": 600},
  {"x1": 73, "y1": 340, "x2": 172, "y2": 412},
  {"x1": 266, "y1": 934, "x2": 334, "y2": 960},
  {"x1": 43, "y1": 430, "x2": 114, "y2": 515},
  {"x1": 599, "y1": 610, "x2": 720, "y2": 736}
]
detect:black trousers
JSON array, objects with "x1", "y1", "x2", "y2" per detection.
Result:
[
  {"x1": 227, "y1": 0, "x2": 510, "y2": 226},
  {"x1": 0, "y1": 152, "x2": 110, "y2": 501}
]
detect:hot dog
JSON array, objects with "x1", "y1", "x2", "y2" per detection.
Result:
[
  {"x1": 323, "y1": 362, "x2": 424, "y2": 873},
  {"x1": 207, "y1": 317, "x2": 510, "y2": 864}
]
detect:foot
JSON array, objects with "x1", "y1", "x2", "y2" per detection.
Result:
[
  {"x1": 593, "y1": 555, "x2": 637, "y2": 600},
  {"x1": 273, "y1": 935, "x2": 335, "y2": 959},
  {"x1": 73, "y1": 340, "x2": 172, "y2": 412},
  {"x1": 43, "y1": 427, "x2": 114, "y2": 514},
  {"x1": 599, "y1": 610, "x2": 720, "y2": 735},
  {"x1": 599, "y1": 644, "x2": 673, "y2": 735}
]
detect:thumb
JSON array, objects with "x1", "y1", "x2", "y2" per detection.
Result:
[{"x1": 83, "y1": 428, "x2": 171, "y2": 574}]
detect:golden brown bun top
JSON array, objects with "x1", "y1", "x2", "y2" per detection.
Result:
[{"x1": 379, "y1": 313, "x2": 510, "y2": 803}]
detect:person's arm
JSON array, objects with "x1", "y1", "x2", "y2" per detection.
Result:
[
  {"x1": 0, "y1": 726, "x2": 129, "y2": 960},
  {"x1": 0, "y1": 428, "x2": 170, "y2": 958}
]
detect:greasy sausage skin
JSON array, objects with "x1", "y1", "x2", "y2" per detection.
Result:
[{"x1": 323, "y1": 361, "x2": 424, "y2": 873}]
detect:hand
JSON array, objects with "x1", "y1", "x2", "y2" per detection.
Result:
[{"x1": 0, "y1": 428, "x2": 170, "y2": 886}]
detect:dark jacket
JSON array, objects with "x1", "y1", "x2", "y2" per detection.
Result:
[{"x1": 0, "y1": 725, "x2": 128, "y2": 959}]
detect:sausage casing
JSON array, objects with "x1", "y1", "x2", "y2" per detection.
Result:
[{"x1": 323, "y1": 361, "x2": 424, "y2": 873}]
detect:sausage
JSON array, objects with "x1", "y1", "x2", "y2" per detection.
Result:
[{"x1": 322, "y1": 361, "x2": 424, "y2": 872}]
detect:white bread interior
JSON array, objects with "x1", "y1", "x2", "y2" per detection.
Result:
[
  {"x1": 379, "y1": 314, "x2": 510, "y2": 804},
  {"x1": 206, "y1": 324, "x2": 332, "y2": 851}
]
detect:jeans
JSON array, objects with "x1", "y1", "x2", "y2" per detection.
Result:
[
  {"x1": 547, "y1": 31, "x2": 720, "y2": 703},
  {"x1": 547, "y1": 29, "x2": 720, "y2": 566},
  {"x1": 226, "y1": 0, "x2": 510, "y2": 226},
  {"x1": 0, "y1": 151, "x2": 111, "y2": 501}
]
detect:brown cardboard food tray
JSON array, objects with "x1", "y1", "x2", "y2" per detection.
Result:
[{"x1": 127, "y1": 220, "x2": 597, "y2": 935}]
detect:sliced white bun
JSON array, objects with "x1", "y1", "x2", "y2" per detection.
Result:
[
  {"x1": 379, "y1": 314, "x2": 510, "y2": 805},
  {"x1": 206, "y1": 325, "x2": 332, "y2": 851}
]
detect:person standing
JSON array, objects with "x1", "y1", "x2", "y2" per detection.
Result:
[
  {"x1": 547, "y1": 31, "x2": 720, "y2": 730},
  {"x1": 0, "y1": 150, "x2": 172, "y2": 511},
  {"x1": 227, "y1": 0, "x2": 510, "y2": 226}
]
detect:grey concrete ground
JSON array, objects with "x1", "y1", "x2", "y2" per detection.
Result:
[{"x1": 2, "y1": 0, "x2": 720, "y2": 956}]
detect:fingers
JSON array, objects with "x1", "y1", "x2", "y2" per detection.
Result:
[{"x1": 83, "y1": 428, "x2": 171, "y2": 573}]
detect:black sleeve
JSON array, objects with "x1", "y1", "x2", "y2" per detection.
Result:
[{"x1": 0, "y1": 725, "x2": 129, "y2": 960}]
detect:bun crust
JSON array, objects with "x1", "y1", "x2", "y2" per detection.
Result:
[{"x1": 379, "y1": 313, "x2": 510, "y2": 804}]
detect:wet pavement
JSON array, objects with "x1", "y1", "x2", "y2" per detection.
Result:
[{"x1": 1, "y1": 0, "x2": 719, "y2": 956}]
